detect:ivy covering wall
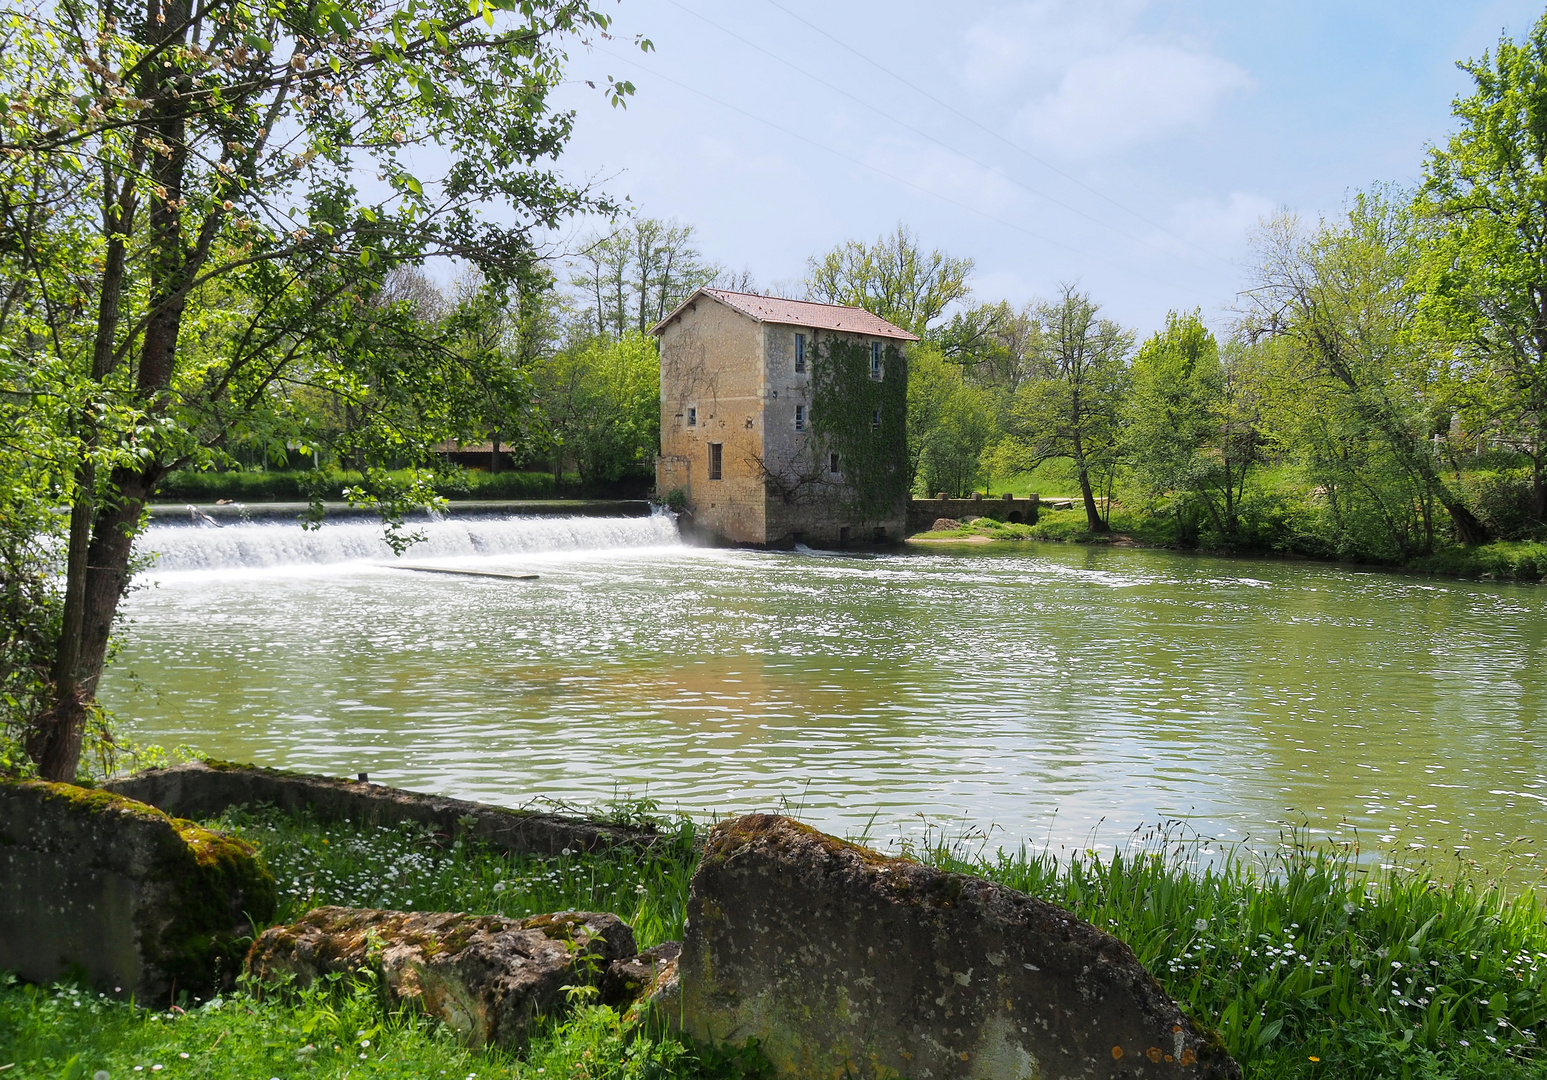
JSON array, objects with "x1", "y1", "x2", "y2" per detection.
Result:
[{"x1": 809, "y1": 337, "x2": 910, "y2": 519}]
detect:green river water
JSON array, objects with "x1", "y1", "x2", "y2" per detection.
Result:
[{"x1": 105, "y1": 513, "x2": 1547, "y2": 878}]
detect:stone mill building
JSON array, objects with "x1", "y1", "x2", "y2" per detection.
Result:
[{"x1": 653, "y1": 288, "x2": 918, "y2": 548}]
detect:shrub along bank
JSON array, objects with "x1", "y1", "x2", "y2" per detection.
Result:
[
  {"x1": 919, "y1": 501, "x2": 1547, "y2": 583},
  {"x1": 2, "y1": 805, "x2": 1544, "y2": 1079}
]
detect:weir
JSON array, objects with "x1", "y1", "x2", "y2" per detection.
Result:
[{"x1": 133, "y1": 512, "x2": 683, "y2": 573}]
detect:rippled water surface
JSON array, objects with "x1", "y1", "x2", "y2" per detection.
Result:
[{"x1": 105, "y1": 516, "x2": 1547, "y2": 872}]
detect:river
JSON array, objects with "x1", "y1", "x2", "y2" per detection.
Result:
[{"x1": 103, "y1": 513, "x2": 1547, "y2": 878}]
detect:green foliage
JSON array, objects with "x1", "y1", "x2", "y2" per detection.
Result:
[
  {"x1": 1001, "y1": 286, "x2": 1134, "y2": 532},
  {"x1": 530, "y1": 332, "x2": 661, "y2": 488},
  {"x1": 1125, "y1": 312, "x2": 1264, "y2": 545},
  {"x1": 920, "y1": 829, "x2": 1547, "y2": 1078},
  {"x1": 1419, "y1": 11, "x2": 1547, "y2": 535},
  {"x1": 809, "y1": 337, "x2": 910, "y2": 518},
  {"x1": 154, "y1": 468, "x2": 557, "y2": 503},
  {"x1": 906, "y1": 347, "x2": 996, "y2": 497},
  {"x1": 804, "y1": 224, "x2": 972, "y2": 339}
]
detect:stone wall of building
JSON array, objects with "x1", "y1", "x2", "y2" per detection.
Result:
[{"x1": 656, "y1": 298, "x2": 767, "y2": 545}]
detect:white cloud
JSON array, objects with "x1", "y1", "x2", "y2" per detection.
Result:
[
  {"x1": 1162, "y1": 191, "x2": 1276, "y2": 253},
  {"x1": 963, "y1": 1, "x2": 1251, "y2": 159},
  {"x1": 863, "y1": 139, "x2": 1021, "y2": 216}
]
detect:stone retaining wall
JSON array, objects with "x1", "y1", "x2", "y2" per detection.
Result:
[
  {"x1": 907, "y1": 493, "x2": 1039, "y2": 534},
  {"x1": 103, "y1": 761, "x2": 656, "y2": 855},
  {"x1": 0, "y1": 780, "x2": 275, "y2": 1001}
]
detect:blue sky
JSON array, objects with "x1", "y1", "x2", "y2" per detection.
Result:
[{"x1": 542, "y1": 1, "x2": 1545, "y2": 336}]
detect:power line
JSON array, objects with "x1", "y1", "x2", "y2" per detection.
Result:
[
  {"x1": 663, "y1": 0, "x2": 1218, "y2": 273},
  {"x1": 761, "y1": 0, "x2": 1236, "y2": 270},
  {"x1": 594, "y1": 46, "x2": 1212, "y2": 298}
]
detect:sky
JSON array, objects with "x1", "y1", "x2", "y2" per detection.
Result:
[{"x1": 538, "y1": 0, "x2": 1546, "y2": 337}]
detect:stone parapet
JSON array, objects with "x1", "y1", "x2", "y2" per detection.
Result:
[
  {"x1": 907, "y1": 493, "x2": 1039, "y2": 534},
  {"x1": 103, "y1": 761, "x2": 657, "y2": 856}
]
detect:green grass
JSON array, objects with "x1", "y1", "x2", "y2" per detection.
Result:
[
  {"x1": 5, "y1": 805, "x2": 1546, "y2": 1078},
  {"x1": 0, "y1": 973, "x2": 768, "y2": 1080},
  {"x1": 1406, "y1": 541, "x2": 1547, "y2": 583},
  {"x1": 923, "y1": 828, "x2": 1547, "y2": 1079},
  {"x1": 206, "y1": 804, "x2": 697, "y2": 948}
]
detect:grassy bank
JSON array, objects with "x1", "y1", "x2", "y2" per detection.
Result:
[
  {"x1": 913, "y1": 503, "x2": 1547, "y2": 584},
  {"x1": 3, "y1": 806, "x2": 1545, "y2": 1078}
]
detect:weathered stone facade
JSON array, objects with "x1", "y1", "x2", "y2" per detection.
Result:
[
  {"x1": 0, "y1": 780, "x2": 275, "y2": 1000},
  {"x1": 676, "y1": 814, "x2": 1239, "y2": 1080},
  {"x1": 655, "y1": 289, "x2": 917, "y2": 548}
]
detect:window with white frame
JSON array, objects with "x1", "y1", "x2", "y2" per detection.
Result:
[
  {"x1": 870, "y1": 342, "x2": 883, "y2": 379},
  {"x1": 795, "y1": 333, "x2": 806, "y2": 373}
]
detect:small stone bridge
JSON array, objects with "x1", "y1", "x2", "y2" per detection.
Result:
[{"x1": 906, "y1": 493, "x2": 1040, "y2": 534}]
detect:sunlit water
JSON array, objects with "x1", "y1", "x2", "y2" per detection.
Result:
[{"x1": 105, "y1": 515, "x2": 1547, "y2": 877}]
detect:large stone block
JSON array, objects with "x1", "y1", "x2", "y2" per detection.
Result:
[
  {"x1": 247, "y1": 907, "x2": 635, "y2": 1047},
  {"x1": 678, "y1": 814, "x2": 1238, "y2": 1080},
  {"x1": 104, "y1": 761, "x2": 656, "y2": 856},
  {"x1": 0, "y1": 780, "x2": 276, "y2": 1001}
]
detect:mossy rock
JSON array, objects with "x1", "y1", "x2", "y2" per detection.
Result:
[{"x1": 0, "y1": 779, "x2": 275, "y2": 1001}]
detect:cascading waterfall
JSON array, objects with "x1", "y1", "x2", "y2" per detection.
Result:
[{"x1": 135, "y1": 513, "x2": 682, "y2": 572}]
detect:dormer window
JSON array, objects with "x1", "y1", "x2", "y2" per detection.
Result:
[
  {"x1": 795, "y1": 333, "x2": 806, "y2": 373},
  {"x1": 870, "y1": 342, "x2": 883, "y2": 379}
]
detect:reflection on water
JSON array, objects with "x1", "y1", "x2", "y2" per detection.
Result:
[{"x1": 105, "y1": 518, "x2": 1547, "y2": 877}]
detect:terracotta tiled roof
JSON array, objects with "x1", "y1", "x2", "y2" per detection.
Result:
[{"x1": 653, "y1": 288, "x2": 920, "y2": 341}]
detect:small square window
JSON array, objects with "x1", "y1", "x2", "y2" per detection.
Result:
[
  {"x1": 795, "y1": 333, "x2": 806, "y2": 373},
  {"x1": 795, "y1": 404, "x2": 806, "y2": 431},
  {"x1": 871, "y1": 408, "x2": 881, "y2": 430},
  {"x1": 708, "y1": 442, "x2": 723, "y2": 480},
  {"x1": 870, "y1": 343, "x2": 883, "y2": 379},
  {"x1": 687, "y1": 406, "x2": 697, "y2": 427},
  {"x1": 828, "y1": 452, "x2": 840, "y2": 475}
]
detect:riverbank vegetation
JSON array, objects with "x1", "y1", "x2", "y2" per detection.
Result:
[{"x1": 3, "y1": 805, "x2": 1544, "y2": 1078}]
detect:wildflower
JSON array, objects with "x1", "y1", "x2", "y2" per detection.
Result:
[
  {"x1": 1309, "y1": 1057, "x2": 1320, "y2": 1063},
  {"x1": 1194, "y1": 919, "x2": 1208, "y2": 932}
]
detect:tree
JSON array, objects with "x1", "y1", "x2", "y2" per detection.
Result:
[
  {"x1": 1241, "y1": 201, "x2": 1489, "y2": 552},
  {"x1": 531, "y1": 331, "x2": 660, "y2": 486},
  {"x1": 1418, "y1": 11, "x2": 1547, "y2": 531},
  {"x1": 1125, "y1": 312, "x2": 1263, "y2": 541},
  {"x1": 804, "y1": 224, "x2": 972, "y2": 339},
  {"x1": 907, "y1": 345, "x2": 995, "y2": 497},
  {"x1": 1001, "y1": 286, "x2": 1133, "y2": 532},
  {"x1": 568, "y1": 218, "x2": 717, "y2": 339},
  {"x1": 0, "y1": 0, "x2": 641, "y2": 779}
]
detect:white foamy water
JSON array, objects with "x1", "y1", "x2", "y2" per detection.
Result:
[{"x1": 136, "y1": 513, "x2": 682, "y2": 572}]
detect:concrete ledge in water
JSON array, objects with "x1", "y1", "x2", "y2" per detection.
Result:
[
  {"x1": 144, "y1": 499, "x2": 654, "y2": 522},
  {"x1": 390, "y1": 565, "x2": 540, "y2": 581},
  {"x1": 102, "y1": 761, "x2": 658, "y2": 855}
]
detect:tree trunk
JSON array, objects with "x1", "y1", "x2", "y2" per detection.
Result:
[
  {"x1": 490, "y1": 431, "x2": 502, "y2": 474},
  {"x1": 1075, "y1": 462, "x2": 1108, "y2": 533}
]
